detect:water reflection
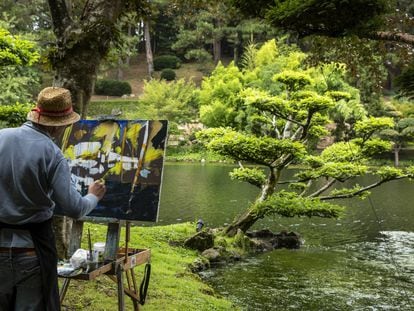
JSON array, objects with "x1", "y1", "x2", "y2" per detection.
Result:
[{"x1": 157, "y1": 163, "x2": 414, "y2": 310}]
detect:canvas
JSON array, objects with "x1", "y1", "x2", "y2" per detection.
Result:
[{"x1": 55, "y1": 119, "x2": 168, "y2": 222}]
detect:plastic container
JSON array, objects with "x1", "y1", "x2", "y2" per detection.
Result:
[
  {"x1": 93, "y1": 242, "x2": 105, "y2": 262},
  {"x1": 70, "y1": 249, "x2": 88, "y2": 269}
]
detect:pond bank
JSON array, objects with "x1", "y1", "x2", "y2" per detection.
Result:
[{"x1": 61, "y1": 222, "x2": 238, "y2": 311}]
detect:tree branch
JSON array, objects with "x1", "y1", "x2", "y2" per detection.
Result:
[
  {"x1": 318, "y1": 176, "x2": 407, "y2": 200},
  {"x1": 367, "y1": 31, "x2": 414, "y2": 46},
  {"x1": 309, "y1": 178, "x2": 336, "y2": 198},
  {"x1": 48, "y1": 0, "x2": 72, "y2": 37}
]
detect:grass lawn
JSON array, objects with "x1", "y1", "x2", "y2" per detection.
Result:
[{"x1": 61, "y1": 222, "x2": 238, "y2": 311}]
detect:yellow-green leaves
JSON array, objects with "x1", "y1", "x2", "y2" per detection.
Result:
[
  {"x1": 196, "y1": 127, "x2": 306, "y2": 166},
  {"x1": 253, "y1": 190, "x2": 344, "y2": 218},
  {"x1": 354, "y1": 117, "x2": 394, "y2": 141},
  {"x1": 230, "y1": 167, "x2": 266, "y2": 188},
  {"x1": 273, "y1": 70, "x2": 312, "y2": 92},
  {"x1": 0, "y1": 28, "x2": 39, "y2": 66}
]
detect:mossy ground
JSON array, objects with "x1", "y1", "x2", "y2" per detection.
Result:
[{"x1": 60, "y1": 222, "x2": 238, "y2": 311}]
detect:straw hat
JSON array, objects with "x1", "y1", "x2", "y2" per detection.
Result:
[{"x1": 27, "y1": 87, "x2": 80, "y2": 126}]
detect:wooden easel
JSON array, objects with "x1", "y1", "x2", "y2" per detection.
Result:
[{"x1": 59, "y1": 218, "x2": 151, "y2": 311}]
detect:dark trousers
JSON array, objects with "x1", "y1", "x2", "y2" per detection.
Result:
[{"x1": 0, "y1": 252, "x2": 44, "y2": 311}]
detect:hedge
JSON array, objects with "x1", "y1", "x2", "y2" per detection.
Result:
[
  {"x1": 95, "y1": 79, "x2": 132, "y2": 96},
  {"x1": 153, "y1": 55, "x2": 181, "y2": 71},
  {"x1": 160, "y1": 68, "x2": 176, "y2": 81}
]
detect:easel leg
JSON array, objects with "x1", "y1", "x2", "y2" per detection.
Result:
[
  {"x1": 59, "y1": 278, "x2": 71, "y2": 305},
  {"x1": 116, "y1": 265, "x2": 125, "y2": 311},
  {"x1": 126, "y1": 269, "x2": 139, "y2": 310}
]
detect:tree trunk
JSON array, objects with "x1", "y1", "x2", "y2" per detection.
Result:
[
  {"x1": 117, "y1": 58, "x2": 124, "y2": 80},
  {"x1": 213, "y1": 38, "x2": 221, "y2": 65},
  {"x1": 143, "y1": 18, "x2": 154, "y2": 79},
  {"x1": 48, "y1": 0, "x2": 126, "y2": 117},
  {"x1": 394, "y1": 147, "x2": 400, "y2": 167},
  {"x1": 224, "y1": 209, "x2": 261, "y2": 237},
  {"x1": 47, "y1": 0, "x2": 128, "y2": 258},
  {"x1": 225, "y1": 168, "x2": 278, "y2": 236}
]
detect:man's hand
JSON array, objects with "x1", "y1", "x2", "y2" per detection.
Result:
[{"x1": 88, "y1": 180, "x2": 106, "y2": 200}]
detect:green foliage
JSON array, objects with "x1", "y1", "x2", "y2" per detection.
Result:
[
  {"x1": 196, "y1": 39, "x2": 405, "y2": 234},
  {"x1": 0, "y1": 27, "x2": 40, "y2": 104},
  {"x1": 154, "y1": 55, "x2": 181, "y2": 71},
  {"x1": 0, "y1": 103, "x2": 31, "y2": 128},
  {"x1": 230, "y1": 167, "x2": 266, "y2": 187},
  {"x1": 234, "y1": 0, "x2": 390, "y2": 37},
  {"x1": 354, "y1": 117, "x2": 394, "y2": 141},
  {"x1": 160, "y1": 68, "x2": 176, "y2": 81},
  {"x1": 253, "y1": 190, "x2": 344, "y2": 218},
  {"x1": 273, "y1": 70, "x2": 312, "y2": 92},
  {"x1": 395, "y1": 63, "x2": 414, "y2": 99},
  {"x1": 0, "y1": 28, "x2": 39, "y2": 66},
  {"x1": 197, "y1": 127, "x2": 306, "y2": 166},
  {"x1": 139, "y1": 78, "x2": 199, "y2": 123},
  {"x1": 94, "y1": 79, "x2": 132, "y2": 96}
]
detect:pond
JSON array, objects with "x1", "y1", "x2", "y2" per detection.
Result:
[{"x1": 157, "y1": 163, "x2": 414, "y2": 310}]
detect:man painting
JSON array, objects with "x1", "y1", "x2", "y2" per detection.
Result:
[{"x1": 0, "y1": 87, "x2": 106, "y2": 310}]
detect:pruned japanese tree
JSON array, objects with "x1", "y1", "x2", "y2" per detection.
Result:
[{"x1": 197, "y1": 40, "x2": 414, "y2": 236}]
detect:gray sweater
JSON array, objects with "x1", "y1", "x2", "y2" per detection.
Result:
[{"x1": 0, "y1": 122, "x2": 97, "y2": 247}]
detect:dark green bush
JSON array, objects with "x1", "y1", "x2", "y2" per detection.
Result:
[
  {"x1": 0, "y1": 103, "x2": 31, "y2": 128},
  {"x1": 160, "y1": 68, "x2": 176, "y2": 81},
  {"x1": 154, "y1": 55, "x2": 181, "y2": 71},
  {"x1": 94, "y1": 79, "x2": 132, "y2": 96}
]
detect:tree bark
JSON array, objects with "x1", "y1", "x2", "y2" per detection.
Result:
[
  {"x1": 47, "y1": 0, "x2": 130, "y2": 258},
  {"x1": 367, "y1": 31, "x2": 414, "y2": 46},
  {"x1": 143, "y1": 18, "x2": 154, "y2": 79},
  {"x1": 394, "y1": 147, "x2": 400, "y2": 167},
  {"x1": 213, "y1": 37, "x2": 221, "y2": 65},
  {"x1": 225, "y1": 168, "x2": 278, "y2": 236},
  {"x1": 48, "y1": 0, "x2": 126, "y2": 117}
]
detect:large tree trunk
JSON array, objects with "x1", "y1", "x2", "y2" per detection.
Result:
[
  {"x1": 47, "y1": 0, "x2": 129, "y2": 258},
  {"x1": 48, "y1": 0, "x2": 126, "y2": 117}
]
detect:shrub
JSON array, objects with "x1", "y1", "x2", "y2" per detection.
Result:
[
  {"x1": 153, "y1": 55, "x2": 181, "y2": 71},
  {"x1": 140, "y1": 78, "x2": 199, "y2": 123},
  {"x1": 94, "y1": 79, "x2": 132, "y2": 96},
  {"x1": 160, "y1": 68, "x2": 176, "y2": 81},
  {"x1": 0, "y1": 103, "x2": 31, "y2": 128}
]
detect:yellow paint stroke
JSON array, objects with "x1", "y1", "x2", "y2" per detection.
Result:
[
  {"x1": 61, "y1": 125, "x2": 73, "y2": 152},
  {"x1": 143, "y1": 147, "x2": 163, "y2": 163},
  {"x1": 74, "y1": 129, "x2": 87, "y2": 140},
  {"x1": 126, "y1": 123, "x2": 142, "y2": 151},
  {"x1": 79, "y1": 150, "x2": 99, "y2": 160},
  {"x1": 107, "y1": 162, "x2": 123, "y2": 175},
  {"x1": 92, "y1": 122, "x2": 119, "y2": 154},
  {"x1": 64, "y1": 145, "x2": 75, "y2": 160},
  {"x1": 143, "y1": 121, "x2": 164, "y2": 166}
]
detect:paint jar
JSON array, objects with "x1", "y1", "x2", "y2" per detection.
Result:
[{"x1": 93, "y1": 242, "x2": 105, "y2": 262}]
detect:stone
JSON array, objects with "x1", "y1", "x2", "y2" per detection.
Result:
[{"x1": 184, "y1": 230, "x2": 214, "y2": 251}]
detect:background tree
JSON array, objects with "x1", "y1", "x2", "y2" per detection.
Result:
[
  {"x1": 197, "y1": 40, "x2": 414, "y2": 236},
  {"x1": 0, "y1": 27, "x2": 40, "y2": 104},
  {"x1": 231, "y1": 0, "x2": 414, "y2": 99},
  {"x1": 46, "y1": 0, "x2": 148, "y2": 117}
]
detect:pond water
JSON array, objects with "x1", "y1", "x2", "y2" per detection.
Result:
[{"x1": 157, "y1": 163, "x2": 414, "y2": 310}]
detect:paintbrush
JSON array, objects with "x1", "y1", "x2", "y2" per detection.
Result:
[{"x1": 88, "y1": 228, "x2": 93, "y2": 261}]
